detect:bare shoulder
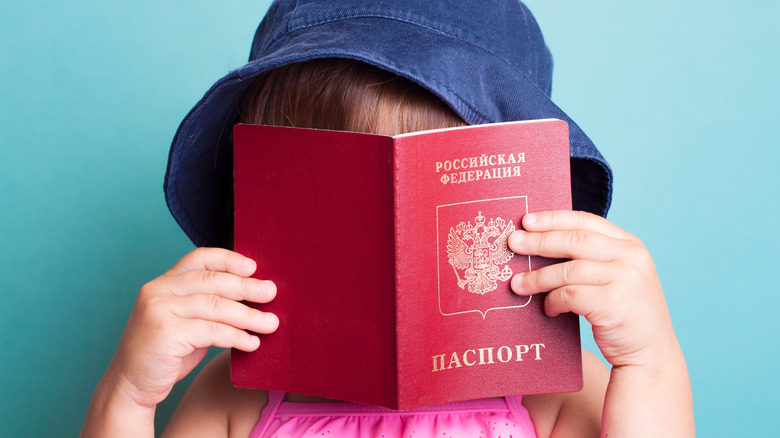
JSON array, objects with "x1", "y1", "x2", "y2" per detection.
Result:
[
  {"x1": 522, "y1": 349, "x2": 609, "y2": 438},
  {"x1": 162, "y1": 350, "x2": 269, "y2": 438}
]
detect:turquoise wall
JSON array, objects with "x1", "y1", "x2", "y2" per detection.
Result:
[{"x1": 1, "y1": 1, "x2": 777, "y2": 436}]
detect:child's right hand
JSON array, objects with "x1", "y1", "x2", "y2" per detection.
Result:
[{"x1": 106, "y1": 248, "x2": 278, "y2": 409}]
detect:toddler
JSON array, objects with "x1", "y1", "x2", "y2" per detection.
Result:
[{"x1": 81, "y1": 1, "x2": 694, "y2": 436}]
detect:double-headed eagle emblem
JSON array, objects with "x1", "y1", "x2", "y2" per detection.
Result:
[{"x1": 446, "y1": 212, "x2": 515, "y2": 294}]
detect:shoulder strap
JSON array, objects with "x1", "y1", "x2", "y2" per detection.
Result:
[
  {"x1": 504, "y1": 396, "x2": 538, "y2": 436},
  {"x1": 248, "y1": 391, "x2": 286, "y2": 438}
]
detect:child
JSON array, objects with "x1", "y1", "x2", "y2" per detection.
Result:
[{"x1": 81, "y1": 1, "x2": 695, "y2": 437}]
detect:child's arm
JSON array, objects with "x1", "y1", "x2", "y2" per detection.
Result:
[
  {"x1": 80, "y1": 248, "x2": 279, "y2": 438},
  {"x1": 161, "y1": 350, "x2": 270, "y2": 437},
  {"x1": 509, "y1": 211, "x2": 695, "y2": 437}
]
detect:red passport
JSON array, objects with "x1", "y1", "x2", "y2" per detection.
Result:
[{"x1": 231, "y1": 119, "x2": 582, "y2": 410}]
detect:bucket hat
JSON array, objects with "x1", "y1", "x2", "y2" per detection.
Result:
[{"x1": 165, "y1": 0, "x2": 613, "y2": 248}]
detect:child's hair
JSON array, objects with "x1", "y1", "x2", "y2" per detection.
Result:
[
  {"x1": 166, "y1": 1, "x2": 613, "y2": 249},
  {"x1": 237, "y1": 59, "x2": 466, "y2": 135}
]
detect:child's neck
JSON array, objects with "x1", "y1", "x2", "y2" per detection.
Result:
[{"x1": 283, "y1": 393, "x2": 338, "y2": 403}]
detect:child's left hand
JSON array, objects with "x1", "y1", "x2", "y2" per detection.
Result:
[
  {"x1": 510, "y1": 210, "x2": 695, "y2": 436},
  {"x1": 507, "y1": 210, "x2": 677, "y2": 369}
]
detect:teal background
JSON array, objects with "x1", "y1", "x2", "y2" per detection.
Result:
[{"x1": 1, "y1": 1, "x2": 777, "y2": 436}]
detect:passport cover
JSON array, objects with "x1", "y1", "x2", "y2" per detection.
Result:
[{"x1": 231, "y1": 119, "x2": 582, "y2": 410}]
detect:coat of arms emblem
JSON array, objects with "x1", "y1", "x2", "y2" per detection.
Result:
[{"x1": 446, "y1": 211, "x2": 515, "y2": 294}]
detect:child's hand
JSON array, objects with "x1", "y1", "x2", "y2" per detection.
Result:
[
  {"x1": 508, "y1": 210, "x2": 676, "y2": 369},
  {"x1": 509, "y1": 210, "x2": 694, "y2": 435},
  {"x1": 107, "y1": 248, "x2": 278, "y2": 408}
]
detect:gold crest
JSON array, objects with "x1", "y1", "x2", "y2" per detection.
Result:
[{"x1": 446, "y1": 212, "x2": 515, "y2": 294}]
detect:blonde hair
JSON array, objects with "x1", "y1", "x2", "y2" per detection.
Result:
[{"x1": 237, "y1": 59, "x2": 466, "y2": 135}]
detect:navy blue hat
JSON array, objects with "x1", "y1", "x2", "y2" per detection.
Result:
[{"x1": 165, "y1": 0, "x2": 613, "y2": 248}]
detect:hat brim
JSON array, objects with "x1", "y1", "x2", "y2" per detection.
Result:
[{"x1": 165, "y1": 16, "x2": 612, "y2": 248}]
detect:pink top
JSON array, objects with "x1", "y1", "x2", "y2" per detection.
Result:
[{"x1": 250, "y1": 391, "x2": 537, "y2": 438}]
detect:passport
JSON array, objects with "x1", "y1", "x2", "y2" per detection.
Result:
[{"x1": 231, "y1": 119, "x2": 582, "y2": 409}]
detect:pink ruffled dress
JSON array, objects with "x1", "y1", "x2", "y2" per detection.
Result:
[{"x1": 250, "y1": 391, "x2": 537, "y2": 438}]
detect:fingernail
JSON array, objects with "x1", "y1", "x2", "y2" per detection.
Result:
[
  {"x1": 251, "y1": 335, "x2": 261, "y2": 347},
  {"x1": 524, "y1": 213, "x2": 537, "y2": 225},
  {"x1": 511, "y1": 273, "x2": 526, "y2": 294},
  {"x1": 260, "y1": 280, "x2": 277, "y2": 299},
  {"x1": 264, "y1": 313, "x2": 279, "y2": 328},
  {"x1": 510, "y1": 230, "x2": 524, "y2": 246}
]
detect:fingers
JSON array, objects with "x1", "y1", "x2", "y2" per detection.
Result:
[
  {"x1": 511, "y1": 260, "x2": 618, "y2": 318},
  {"x1": 135, "y1": 248, "x2": 280, "y2": 354},
  {"x1": 170, "y1": 294, "x2": 279, "y2": 335},
  {"x1": 165, "y1": 247, "x2": 257, "y2": 277},
  {"x1": 509, "y1": 228, "x2": 632, "y2": 261},
  {"x1": 509, "y1": 211, "x2": 643, "y2": 261},
  {"x1": 543, "y1": 286, "x2": 609, "y2": 318},
  {"x1": 511, "y1": 260, "x2": 612, "y2": 295},
  {"x1": 154, "y1": 270, "x2": 277, "y2": 303},
  {"x1": 186, "y1": 319, "x2": 263, "y2": 352},
  {"x1": 522, "y1": 210, "x2": 636, "y2": 241},
  {"x1": 508, "y1": 211, "x2": 644, "y2": 320},
  {"x1": 507, "y1": 211, "x2": 674, "y2": 369}
]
